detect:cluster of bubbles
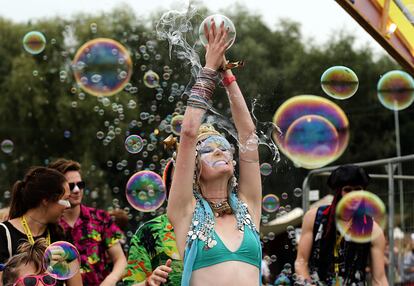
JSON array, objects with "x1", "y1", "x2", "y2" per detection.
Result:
[
  {"x1": 273, "y1": 95, "x2": 349, "y2": 169},
  {"x1": 44, "y1": 241, "x2": 81, "y2": 280},
  {"x1": 125, "y1": 171, "x2": 166, "y2": 212},
  {"x1": 198, "y1": 14, "x2": 237, "y2": 50},
  {"x1": 23, "y1": 31, "x2": 47, "y2": 55},
  {"x1": 377, "y1": 70, "x2": 414, "y2": 111},
  {"x1": 321, "y1": 66, "x2": 359, "y2": 100},
  {"x1": 72, "y1": 38, "x2": 133, "y2": 97},
  {"x1": 335, "y1": 190, "x2": 386, "y2": 243}
]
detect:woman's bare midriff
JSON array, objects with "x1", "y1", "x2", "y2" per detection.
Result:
[{"x1": 190, "y1": 260, "x2": 259, "y2": 286}]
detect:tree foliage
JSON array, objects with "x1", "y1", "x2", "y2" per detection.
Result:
[{"x1": 0, "y1": 4, "x2": 406, "y2": 228}]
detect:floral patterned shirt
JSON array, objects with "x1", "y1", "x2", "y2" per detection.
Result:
[
  {"x1": 123, "y1": 214, "x2": 182, "y2": 286},
  {"x1": 59, "y1": 204, "x2": 124, "y2": 286}
]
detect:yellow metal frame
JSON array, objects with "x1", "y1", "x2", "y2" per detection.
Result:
[{"x1": 335, "y1": 0, "x2": 414, "y2": 76}]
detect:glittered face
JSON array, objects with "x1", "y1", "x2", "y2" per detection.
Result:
[{"x1": 197, "y1": 135, "x2": 233, "y2": 167}]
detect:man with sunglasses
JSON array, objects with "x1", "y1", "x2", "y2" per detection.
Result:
[
  {"x1": 49, "y1": 159, "x2": 127, "y2": 286},
  {"x1": 295, "y1": 164, "x2": 388, "y2": 286}
]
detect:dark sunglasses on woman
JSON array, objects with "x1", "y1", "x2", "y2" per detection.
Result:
[
  {"x1": 68, "y1": 181, "x2": 85, "y2": 191},
  {"x1": 13, "y1": 273, "x2": 57, "y2": 286}
]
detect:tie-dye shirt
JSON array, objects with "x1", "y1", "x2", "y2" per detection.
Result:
[
  {"x1": 59, "y1": 204, "x2": 124, "y2": 286},
  {"x1": 123, "y1": 214, "x2": 182, "y2": 286}
]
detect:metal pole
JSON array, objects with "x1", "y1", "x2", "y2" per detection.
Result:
[
  {"x1": 394, "y1": 108, "x2": 405, "y2": 282},
  {"x1": 302, "y1": 175, "x2": 310, "y2": 212},
  {"x1": 387, "y1": 162, "x2": 395, "y2": 286}
]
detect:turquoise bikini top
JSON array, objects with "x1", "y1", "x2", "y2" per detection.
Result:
[
  {"x1": 193, "y1": 226, "x2": 261, "y2": 270},
  {"x1": 181, "y1": 191, "x2": 262, "y2": 286}
]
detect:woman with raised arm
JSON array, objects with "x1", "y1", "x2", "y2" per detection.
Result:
[{"x1": 167, "y1": 19, "x2": 262, "y2": 286}]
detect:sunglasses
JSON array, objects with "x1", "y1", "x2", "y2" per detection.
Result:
[
  {"x1": 68, "y1": 181, "x2": 85, "y2": 191},
  {"x1": 341, "y1": 185, "x2": 363, "y2": 193},
  {"x1": 13, "y1": 274, "x2": 57, "y2": 286}
]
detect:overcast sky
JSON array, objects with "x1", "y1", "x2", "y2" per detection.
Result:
[{"x1": 0, "y1": 0, "x2": 386, "y2": 55}]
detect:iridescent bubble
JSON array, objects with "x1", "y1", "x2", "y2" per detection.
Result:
[
  {"x1": 22, "y1": 31, "x2": 46, "y2": 55},
  {"x1": 170, "y1": 114, "x2": 184, "y2": 135},
  {"x1": 1, "y1": 140, "x2": 14, "y2": 154},
  {"x1": 260, "y1": 163, "x2": 272, "y2": 176},
  {"x1": 262, "y1": 194, "x2": 280, "y2": 213},
  {"x1": 377, "y1": 70, "x2": 414, "y2": 111},
  {"x1": 273, "y1": 95, "x2": 349, "y2": 169},
  {"x1": 63, "y1": 130, "x2": 71, "y2": 138},
  {"x1": 44, "y1": 241, "x2": 80, "y2": 280},
  {"x1": 125, "y1": 171, "x2": 166, "y2": 212},
  {"x1": 199, "y1": 14, "x2": 236, "y2": 50},
  {"x1": 321, "y1": 66, "x2": 359, "y2": 100},
  {"x1": 284, "y1": 115, "x2": 339, "y2": 169},
  {"x1": 293, "y1": 188, "x2": 302, "y2": 197},
  {"x1": 336, "y1": 190, "x2": 386, "y2": 243},
  {"x1": 143, "y1": 70, "x2": 159, "y2": 88},
  {"x1": 124, "y1": 135, "x2": 144, "y2": 154},
  {"x1": 72, "y1": 38, "x2": 132, "y2": 97}
]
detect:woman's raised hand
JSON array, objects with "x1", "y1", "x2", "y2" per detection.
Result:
[{"x1": 204, "y1": 19, "x2": 229, "y2": 71}]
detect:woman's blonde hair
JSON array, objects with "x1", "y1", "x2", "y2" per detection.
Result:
[{"x1": 2, "y1": 238, "x2": 48, "y2": 286}]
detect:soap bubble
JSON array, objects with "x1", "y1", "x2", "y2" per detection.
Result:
[
  {"x1": 44, "y1": 241, "x2": 80, "y2": 280},
  {"x1": 199, "y1": 14, "x2": 236, "y2": 50}
]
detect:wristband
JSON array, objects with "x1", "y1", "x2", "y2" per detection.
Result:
[{"x1": 222, "y1": 75, "x2": 236, "y2": 87}]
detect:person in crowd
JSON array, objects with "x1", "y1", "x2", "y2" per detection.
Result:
[
  {"x1": 403, "y1": 235, "x2": 414, "y2": 285},
  {"x1": 167, "y1": 20, "x2": 262, "y2": 286},
  {"x1": 0, "y1": 207, "x2": 9, "y2": 222},
  {"x1": 295, "y1": 164, "x2": 388, "y2": 285},
  {"x1": 48, "y1": 158, "x2": 127, "y2": 286},
  {"x1": 2, "y1": 239, "x2": 58, "y2": 286},
  {"x1": 123, "y1": 160, "x2": 182, "y2": 286},
  {"x1": 0, "y1": 166, "x2": 82, "y2": 286}
]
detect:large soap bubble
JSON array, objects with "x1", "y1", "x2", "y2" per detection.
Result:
[
  {"x1": 273, "y1": 95, "x2": 349, "y2": 169},
  {"x1": 284, "y1": 115, "x2": 339, "y2": 169},
  {"x1": 23, "y1": 31, "x2": 46, "y2": 55},
  {"x1": 321, "y1": 66, "x2": 359, "y2": 100},
  {"x1": 336, "y1": 190, "x2": 386, "y2": 243},
  {"x1": 199, "y1": 14, "x2": 236, "y2": 50},
  {"x1": 377, "y1": 70, "x2": 414, "y2": 111},
  {"x1": 44, "y1": 241, "x2": 80, "y2": 280},
  {"x1": 72, "y1": 38, "x2": 132, "y2": 97},
  {"x1": 126, "y1": 171, "x2": 166, "y2": 212}
]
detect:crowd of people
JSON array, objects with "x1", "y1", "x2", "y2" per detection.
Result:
[{"x1": 0, "y1": 19, "x2": 413, "y2": 286}]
